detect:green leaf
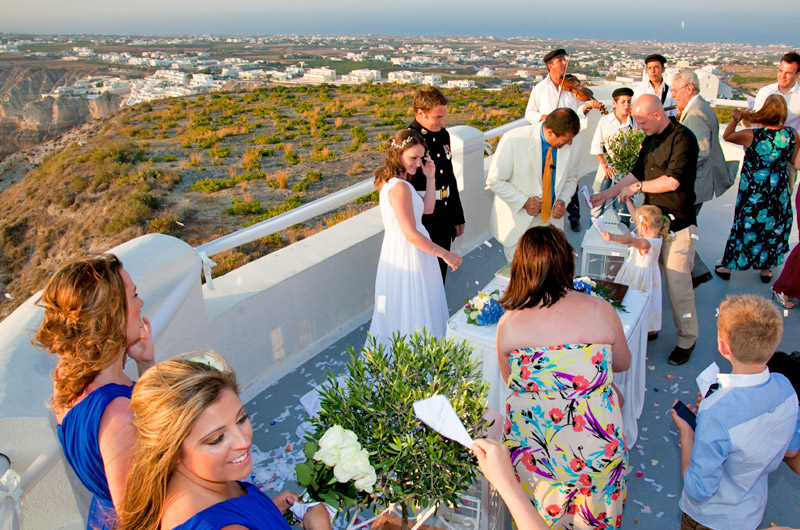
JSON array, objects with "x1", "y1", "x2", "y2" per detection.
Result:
[
  {"x1": 295, "y1": 462, "x2": 315, "y2": 486},
  {"x1": 304, "y1": 440, "x2": 318, "y2": 460}
]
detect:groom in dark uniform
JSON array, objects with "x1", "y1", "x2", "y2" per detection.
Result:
[{"x1": 409, "y1": 85, "x2": 466, "y2": 283}]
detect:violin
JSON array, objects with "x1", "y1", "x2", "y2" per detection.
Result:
[{"x1": 560, "y1": 74, "x2": 608, "y2": 115}]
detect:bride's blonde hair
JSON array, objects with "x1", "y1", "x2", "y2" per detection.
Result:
[{"x1": 117, "y1": 352, "x2": 238, "y2": 530}]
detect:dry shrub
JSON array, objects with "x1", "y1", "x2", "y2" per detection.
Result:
[
  {"x1": 334, "y1": 117, "x2": 344, "y2": 128},
  {"x1": 274, "y1": 170, "x2": 290, "y2": 190},
  {"x1": 346, "y1": 161, "x2": 366, "y2": 176},
  {"x1": 242, "y1": 149, "x2": 261, "y2": 170},
  {"x1": 227, "y1": 166, "x2": 238, "y2": 179},
  {"x1": 216, "y1": 125, "x2": 250, "y2": 139},
  {"x1": 189, "y1": 152, "x2": 203, "y2": 166},
  {"x1": 323, "y1": 205, "x2": 359, "y2": 228},
  {"x1": 283, "y1": 143, "x2": 294, "y2": 155},
  {"x1": 344, "y1": 96, "x2": 370, "y2": 110}
]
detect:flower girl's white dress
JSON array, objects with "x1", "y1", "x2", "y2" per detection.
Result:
[{"x1": 614, "y1": 237, "x2": 662, "y2": 332}]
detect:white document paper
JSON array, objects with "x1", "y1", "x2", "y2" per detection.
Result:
[
  {"x1": 290, "y1": 501, "x2": 337, "y2": 523},
  {"x1": 591, "y1": 216, "x2": 606, "y2": 236},
  {"x1": 581, "y1": 185, "x2": 593, "y2": 209},
  {"x1": 696, "y1": 362, "x2": 720, "y2": 397},
  {"x1": 413, "y1": 395, "x2": 474, "y2": 448}
]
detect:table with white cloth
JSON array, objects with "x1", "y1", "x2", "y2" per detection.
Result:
[{"x1": 446, "y1": 275, "x2": 651, "y2": 446}]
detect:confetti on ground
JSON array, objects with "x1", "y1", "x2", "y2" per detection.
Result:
[
  {"x1": 669, "y1": 430, "x2": 678, "y2": 436},
  {"x1": 663, "y1": 436, "x2": 670, "y2": 442},
  {"x1": 651, "y1": 459, "x2": 659, "y2": 466},
  {"x1": 656, "y1": 512, "x2": 664, "y2": 518},
  {"x1": 666, "y1": 374, "x2": 674, "y2": 379},
  {"x1": 483, "y1": 240, "x2": 493, "y2": 248},
  {"x1": 667, "y1": 493, "x2": 676, "y2": 498},
  {"x1": 682, "y1": 313, "x2": 692, "y2": 319},
  {"x1": 654, "y1": 484, "x2": 663, "y2": 493},
  {"x1": 636, "y1": 472, "x2": 644, "y2": 478},
  {"x1": 639, "y1": 463, "x2": 646, "y2": 470},
  {"x1": 644, "y1": 478, "x2": 654, "y2": 483},
  {"x1": 641, "y1": 427, "x2": 648, "y2": 432},
  {"x1": 647, "y1": 365, "x2": 656, "y2": 371}
]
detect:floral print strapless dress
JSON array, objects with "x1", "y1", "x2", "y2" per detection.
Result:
[{"x1": 504, "y1": 344, "x2": 627, "y2": 529}]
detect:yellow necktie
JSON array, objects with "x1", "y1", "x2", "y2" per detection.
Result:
[{"x1": 541, "y1": 146, "x2": 553, "y2": 222}]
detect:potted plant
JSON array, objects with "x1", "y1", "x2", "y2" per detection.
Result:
[
  {"x1": 299, "y1": 331, "x2": 490, "y2": 530},
  {"x1": 605, "y1": 127, "x2": 646, "y2": 182}
]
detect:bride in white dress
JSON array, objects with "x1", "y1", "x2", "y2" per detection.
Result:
[{"x1": 368, "y1": 129, "x2": 462, "y2": 348}]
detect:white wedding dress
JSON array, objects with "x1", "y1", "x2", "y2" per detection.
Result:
[{"x1": 368, "y1": 178, "x2": 449, "y2": 349}]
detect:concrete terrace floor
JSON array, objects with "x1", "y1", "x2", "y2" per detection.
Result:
[{"x1": 244, "y1": 171, "x2": 800, "y2": 530}]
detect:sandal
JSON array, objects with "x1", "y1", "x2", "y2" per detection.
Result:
[
  {"x1": 772, "y1": 291, "x2": 796, "y2": 309},
  {"x1": 760, "y1": 270, "x2": 772, "y2": 284},
  {"x1": 714, "y1": 265, "x2": 731, "y2": 280}
]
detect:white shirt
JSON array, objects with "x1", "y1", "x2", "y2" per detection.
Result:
[
  {"x1": 752, "y1": 81, "x2": 800, "y2": 132},
  {"x1": 525, "y1": 76, "x2": 586, "y2": 124},
  {"x1": 590, "y1": 111, "x2": 635, "y2": 155},
  {"x1": 633, "y1": 80, "x2": 678, "y2": 118}
]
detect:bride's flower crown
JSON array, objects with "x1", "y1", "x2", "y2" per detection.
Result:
[{"x1": 389, "y1": 136, "x2": 413, "y2": 149}]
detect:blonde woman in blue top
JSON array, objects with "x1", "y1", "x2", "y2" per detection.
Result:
[{"x1": 118, "y1": 353, "x2": 331, "y2": 530}]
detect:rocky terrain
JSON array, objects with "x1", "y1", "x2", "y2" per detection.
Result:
[{"x1": 0, "y1": 65, "x2": 127, "y2": 159}]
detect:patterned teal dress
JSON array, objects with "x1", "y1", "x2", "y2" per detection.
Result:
[
  {"x1": 504, "y1": 344, "x2": 627, "y2": 529},
  {"x1": 721, "y1": 127, "x2": 795, "y2": 270}
]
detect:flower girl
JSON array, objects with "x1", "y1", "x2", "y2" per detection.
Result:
[{"x1": 602, "y1": 201, "x2": 670, "y2": 337}]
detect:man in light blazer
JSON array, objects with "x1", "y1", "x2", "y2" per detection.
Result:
[
  {"x1": 487, "y1": 108, "x2": 581, "y2": 261},
  {"x1": 672, "y1": 71, "x2": 734, "y2": 287}
]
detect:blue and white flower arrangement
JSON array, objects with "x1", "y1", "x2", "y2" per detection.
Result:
[{"x1": 464, "y1": 289, "x2": 504, "y2": 326}]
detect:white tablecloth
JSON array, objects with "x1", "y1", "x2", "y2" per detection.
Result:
[{"x1": 447, "y1": 276, "x2": 651, "y2": 446}]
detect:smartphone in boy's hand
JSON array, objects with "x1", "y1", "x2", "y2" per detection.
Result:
[{"x1": 672, "y1": 400, "x2": 697, "y2": 430}]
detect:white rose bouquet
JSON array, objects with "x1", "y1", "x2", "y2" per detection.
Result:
[{"x1": 294, "y1": 425, "x2": 377, "y2": 516}]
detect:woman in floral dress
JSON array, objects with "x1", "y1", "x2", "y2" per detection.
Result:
[
  {"x1": 715, "y1": 95, "x2": 799, "y2": 283},
  {"x1": 496, "y1": 226, "x2": 631, "y2": 529}
]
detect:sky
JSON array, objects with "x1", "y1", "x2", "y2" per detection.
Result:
[{"x1": 2, "y1": 0, "x2": 799, "y2": 46}]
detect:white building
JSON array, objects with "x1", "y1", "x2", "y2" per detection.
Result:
[
  {"x1": 446, "y1": 79, "x2": 476, "y2": 89},
  {"x1": 154, "y1": 69, "x2": 188, "y2": 85},
  {"x1": 303, "y1": 67, "x2": 337, "y2": 83},
  {"x1": 388, "y1": 71, "x2": 423, "y2": 84},
  {"x1": 423, "y1": 75, "x2": 442, "y2": 86},
  {"x1": 221, "y1": 67, "x2": 240, "y2": 78},
  {"x1": 476, "y1": 67, "x2": 494, "y2": 77},
  {"x1": 342, "y1": 69, "x2": 381, "y2": 83},
  {"x1": 190, "y1": 73, "x2": 215, "y2": 86},
  {"x1": 239, "y1": 69, "x2": 267, "y2": 80}
]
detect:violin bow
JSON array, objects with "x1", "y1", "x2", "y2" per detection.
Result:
[{"x1": 555, "y1": 52, "x2": 571, "y2": 109}]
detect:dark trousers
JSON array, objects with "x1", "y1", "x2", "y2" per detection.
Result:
[
  {"x1": 567, "y1": 190, "x2": 581, "y2": 223},
  {"x1": 680, "y1": 512, "x2": 714, "y2": 530},
  {"x1": 425, "y1": 225, "x2": 453, "y2": 284}
]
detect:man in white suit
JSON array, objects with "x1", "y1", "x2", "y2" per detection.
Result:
[
  {"x1": 672, "y1": 71, "x2": 734, "y2": 287},
  {"x1": 487, "y1": 108, "x2": 581, "y2": 261}
]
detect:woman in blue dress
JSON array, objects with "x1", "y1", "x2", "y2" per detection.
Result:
[
  {"x1": 117, "y1": 353, "x2": 331, "y2": 530},
  {"x1": 715, "y1": 95, "x2": 800, "y2": 282},
  {"x1": 35, "y1": 254, "x2": 154, "y2": 529}
]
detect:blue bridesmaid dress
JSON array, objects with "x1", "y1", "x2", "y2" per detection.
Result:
[
  {"x1": 57, "y1": 383, "x2": 133, "y2": 530},
  {"x1": 171, "y1": 482, "x2": 291, "y2": 530}
]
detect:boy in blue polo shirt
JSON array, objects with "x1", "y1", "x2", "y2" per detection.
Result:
[{"x1": 671, "y1": 294, "x2": 799, "y2": 530}]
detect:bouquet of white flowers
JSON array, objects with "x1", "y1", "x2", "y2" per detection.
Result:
[
  {"x1": 294, "y1": 425, "x2": 377, "y2": 515},
  {"x1": 464, "y1": 289, "x2": 504, "y2": 326}
]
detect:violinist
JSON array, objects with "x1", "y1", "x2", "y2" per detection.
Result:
[
  {"x1": 633, "y1": 54, "x2": 678, "y2": 118},
  {"x1": 590, "y1": 87, "x2": 635, "y2": 218},
  {"x1": 525, "y1": 48, "x2": 605, "y2": 124},
  {"x1": 525, "y1": 48, "x2": 603, "y2": 232}
]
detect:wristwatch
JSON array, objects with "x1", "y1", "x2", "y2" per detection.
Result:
[{"x1": 635, "y1": 182, "x2": 643, "y2": 194}]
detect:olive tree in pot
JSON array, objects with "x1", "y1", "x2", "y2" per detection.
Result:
[{"x1": 303, "y1": 330, "x2": 490, "y2": 530}]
